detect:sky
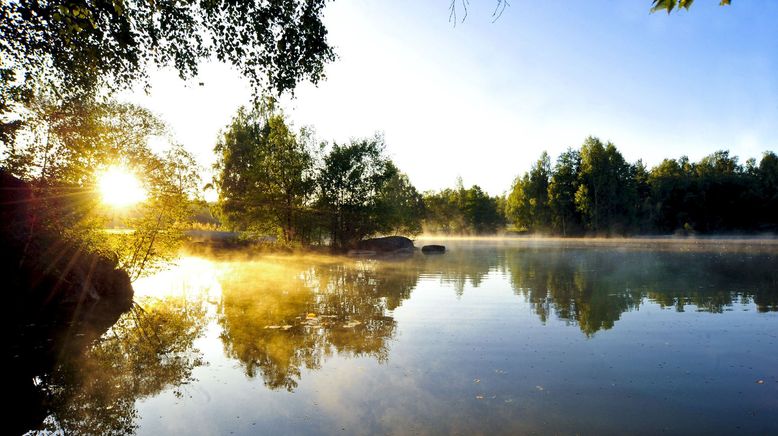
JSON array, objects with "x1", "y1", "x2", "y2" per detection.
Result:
[{"x1": 124, "y1": 0, "x2": 778, "y2": 196}]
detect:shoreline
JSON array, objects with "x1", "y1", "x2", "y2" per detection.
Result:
[{"x1": 181, "y1": 231, "x2": 778, "y2": 257}]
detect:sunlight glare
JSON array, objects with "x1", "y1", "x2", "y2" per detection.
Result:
[{"x1": 97, "y1": 165, "x2": 147, "y2": 208}]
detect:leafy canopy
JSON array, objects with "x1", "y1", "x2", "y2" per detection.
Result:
[
  {"x1": 650, "y1": 0, "x2": 731, "y2": 14},
  {"x1": 316, "y1": 136, "x2": 397, "y2": 248},
  {"x1": 2, "y1": 95, "x2": 202, "y2": 278},
  {"x1": 214, "y1": 100, "x2": 317, "y2": 243},
  {"x1": 1, "y1": 0, "x2": 335, "y2": 97}
]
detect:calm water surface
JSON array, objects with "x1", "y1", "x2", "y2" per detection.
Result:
[{"x1": 30, "y1": 240, "x2": 778, "y2": 435}]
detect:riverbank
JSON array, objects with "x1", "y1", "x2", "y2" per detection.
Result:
[{"x1": 184, "y1": 229, "x2": 778, "y2": 255}]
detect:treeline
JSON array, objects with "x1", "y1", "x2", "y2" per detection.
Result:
[
  {"x1": 215, "y1": 107, "x2": 778, "y2": 242},
  {"x1": 422, "y1": 180, "x2": 506, "y2": 234},
  {"x1": 507, "y1": 136, "x2": 778, "y2": 235},
  {"x1": 213, "y1": 101, "x2": 508, "y2": 247}
]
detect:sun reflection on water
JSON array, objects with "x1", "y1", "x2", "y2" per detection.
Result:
[{"x1": 133, "y1": 256, "x2": 223, "y2": 300}]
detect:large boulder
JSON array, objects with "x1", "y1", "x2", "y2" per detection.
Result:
[{"x1": 356, "y1": 236, "x2": 415, "y2": 254}]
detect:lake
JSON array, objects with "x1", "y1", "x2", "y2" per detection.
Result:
[{"x1": 27, "y1": 239, "x2": 778, "y2": 435}]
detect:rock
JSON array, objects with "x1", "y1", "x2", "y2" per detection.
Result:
[
  {"x1": 421, "y1": 244, "x2": 446, "y2": 254},
  {"x1": 356, "y1": 236, "x2": 415, "y2": 254}
]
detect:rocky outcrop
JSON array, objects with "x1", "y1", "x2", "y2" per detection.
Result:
[
  {"x1": 421, "y1": 245, "x2": 446, "y2": 254},
  {"x1": 356, "y1": 236, "x2": 415, "y2": 254},
  {"x1": 2, "y1": 171, "x2": 134, "y2": 434}
]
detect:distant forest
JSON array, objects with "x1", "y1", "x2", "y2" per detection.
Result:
[
  {"x1": 212, "y1": 102, "x2": 778, "y2": 242},
  {"x1": 507, "y1": 137, "x2": 778, "y2": 236}
]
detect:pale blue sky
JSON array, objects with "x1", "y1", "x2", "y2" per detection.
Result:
[{"x1": 127, "y1": 0, "x2": 778, "y2": 196}]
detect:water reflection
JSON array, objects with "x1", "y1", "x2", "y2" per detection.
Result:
[
  {"x1": 504, "y1": 248, "x2": 778, "y2": 335},
  {"x1": 19, "y1": 242, "x2": 778, "y2": 434},
  {"x1": 31, "y1": 297, "x2": 207, "y2": 435},
  {"x1": 216, "y1": 256, "x2": 420, "y2": 391}
]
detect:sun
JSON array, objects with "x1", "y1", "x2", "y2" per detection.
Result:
[{"x1": 97, "y1": 165, "x2": 147, "y2": 208}]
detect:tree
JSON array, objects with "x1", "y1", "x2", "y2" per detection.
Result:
[
  {"x1": 316, "y1": 135, "x2": 396, "y2": 249},
  {"x1": 1, "y1": 97, "x2": 200, "y2": 278},
  {"x1": 631, "y1": 160, "x2": 653, "y2": 232},
  {"x1": 693, "y1": 150, "x2": 750, "y2": 231},
  {"x1": 757, "y1": 152, "x2": 778, "y2": 229},
  {"x1": 376, "y1": 165, "x2": 425, "y2": 237},
  {"x1": 548, "y1": 149, "x2": 581, "y2": 236},
  {"x1": 117, "y1": 142, "x2": 202, "y2": 280},
  {"x1": 506, "y1": 174, "x2": 531, "y2": 231},
  {"x1": 214, "y1": 101, "x2": 316, "y2": 244},
  {"x1": 462, "y1": 184, "x2": 505, "y2": 233},
  {"x1": 575, "y1": 137, "x2": 634, "y2": 234},
  {"x1": 1, "y1": 0, "x2": 335, "y2": 143},
  {"x1": 3, "y1": 93, "x2": 168, "y2": 186},
  {"x1": 422, "y1": 188, "x2": 464, "y2": 234},
  {"x1": 424, "y1": 180, "x2": 505, "y2": 235},
  {"x1": 1, "y1": 0, "x2": 334, "y2": 96},
  {"x1": 506, "y1": 152, "x2": 551, "y2": 232},
  {"x1": 648, "y1": 157, "x2": 695, "y2": 232}
]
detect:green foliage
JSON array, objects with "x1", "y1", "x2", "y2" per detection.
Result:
[
  {"x1": 0, "y1": 0, "x2": 334, "y2": 98},
  {"x1": 110, "y1": 146, "x2": 200, "y2": 280},
  {"x1": 507, "y1": 138, "x2": 778, "y2": 236},
  {"x1": 506, "y1": 152, "x2": 551, "y2": 232},
  {"x1": 316, "y1": 135, "x2": 397, "y2": 248},
  {"x1": 510, "y1": 138, "x2": 638, "y2": 236},
  {"x1": 214, "y1": 100, "x2": 317, "y2": 244},
  {"x1": 213, "y1": 106, "x2": 426, "y2": 248},
  {"x1": 0, "y1": 66, "x2": 34, "y2": 146},
  {"x1": 576, "y1": 137, "x2": 636, "y2": 233},
  {"x1": 548, "y1": 149, "x2": 581, "y2": 236},
  {"x1": 423, "y1": 180, "x2": 505, "y2": 235},
  {"x1": 1, "y1": 0, "x2": 335, "y2": 150},
  {"x1": 650, "y1": 0, "x2": 731, "y2": 14},
  {"x1": 646, "y1": 150, "x2": 771, "y2": 233},
  {"x1": 377, "y1": 165, "x2": 426, "y2": 237},
  {"x1": 1, "y1": 96, "x2": 201, "y2": 278},
  {"x1": 757, "y1": 152, "x2": 778, "y2": 226}
]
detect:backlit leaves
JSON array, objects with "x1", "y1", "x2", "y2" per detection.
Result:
[{"x1": 650, "y1": 0, "x2": 732, "y2": 14}]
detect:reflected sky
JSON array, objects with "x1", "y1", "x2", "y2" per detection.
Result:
[{"x1": 25, "y1": 240, "x2": 778, "y2": 435}]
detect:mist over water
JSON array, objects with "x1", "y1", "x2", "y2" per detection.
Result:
[{"x1": 30, "y1": 239, "x2": 778, "y2": 434}]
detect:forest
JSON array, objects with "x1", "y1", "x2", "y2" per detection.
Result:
[
  {"x1": 210, "y1": 102, "x2": 778, "y2": 243},
  {"x1": 4, "y1": 93, "x2": 776, "y2": 264},
  {"x1": 506, "y1": 137, "x2": 778, "y2": 236}
]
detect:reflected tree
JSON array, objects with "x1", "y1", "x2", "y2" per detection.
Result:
[
  {"x1": 502, "y1": 247, "x2": 778, "y2": 335},
  {"x1": 216, "y1": 256, "x2": 420, "y2": 391},
  {"x1": 504, "y1": 248, "x2": 641, "y2": 336},
  {"x1": 22, "y1": 296, "x2": 207, "y2": 435}
]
